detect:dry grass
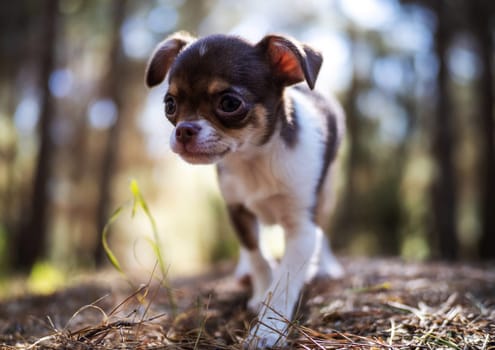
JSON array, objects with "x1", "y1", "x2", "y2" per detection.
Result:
[{"x1": 1, "y1": 258, "x2": 494, "y2": 349}]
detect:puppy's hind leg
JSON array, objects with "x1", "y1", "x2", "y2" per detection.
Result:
[
  {"x1": 234, "y1": 247, "x2": 251, "y2": 284},
  {"x1": 316, "y1": 233, "x2": 344, "y2": 279},
  {"x1": 228, "y1": 205, "x2": 272, "y2": 308}
]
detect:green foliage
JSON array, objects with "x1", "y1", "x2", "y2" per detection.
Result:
[
  {"x1": 129, "y1": 179, "x2": 166, "y2": 279},
  {"x1": 102, "y1": 206, "x2": 125, "y2": 275},
  {"x1": 401, "y1": 234, "x2": 430, "y2": 261},
  {"x1": 27, "y1": 261, "x2": 65, "y2": 295},
  {"x1": 102, "y1": 178, "x2": 176, "y2": 311},
  {"x1": 102, "y1": 179, "x2": 165, "y2": 279}
]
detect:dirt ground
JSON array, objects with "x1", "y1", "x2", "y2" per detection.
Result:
[{"x1": 1, "y1": 258, "x2": 494, "y2": 349}]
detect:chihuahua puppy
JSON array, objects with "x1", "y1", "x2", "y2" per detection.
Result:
[{"x1": 146, "y1": 31, "x2": 345, "y2": 348}]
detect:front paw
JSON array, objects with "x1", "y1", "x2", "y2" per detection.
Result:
[
  {"x1": 244, "y1": 305, "x2": 288, "y2": 349},
  {"x1": 244, "y1": 323, "x2": 284, "y2": 349}
]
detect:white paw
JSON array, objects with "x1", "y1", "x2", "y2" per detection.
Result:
[
  {"x1": 316, "y1": 237, "x2": 344, "y2": 279},
  {"x1": 244, "y1": 322, "x2": 284, "y2": 349},
  {"x1": 317, "y1": 257, "x2": 344, "y2": 279}
]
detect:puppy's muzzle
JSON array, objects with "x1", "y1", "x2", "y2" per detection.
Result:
[{"x1": 175, "y1": 122, "x2": 201, "y2": 145}]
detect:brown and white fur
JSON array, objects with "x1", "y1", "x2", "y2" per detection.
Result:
[{"x1": 146, "y1": 31, "x2": 345, "y2": 348}]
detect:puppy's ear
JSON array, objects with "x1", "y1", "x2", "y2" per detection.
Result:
[
  {"x1": 257, "y1": 35, "x2": 322, "y2": 89},
  {"x1": 145, "y1": 31, "x2": 195, "y2": 87}
]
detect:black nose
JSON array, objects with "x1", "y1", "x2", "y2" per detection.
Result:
[{"x1": 175, "y1": 122, "x2": 201, "y2": 144}]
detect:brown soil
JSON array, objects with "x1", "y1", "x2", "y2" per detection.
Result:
[{"x1": 1, "y1": 258, "x2": 494, "y2": 349}]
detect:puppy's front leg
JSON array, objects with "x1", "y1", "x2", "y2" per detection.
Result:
[
  {"x1": 228, "y1": 205, "x2": 273, "y2": 308},
  {"x1": 247, "y1": 219, "x2": 322, "y2": 348}
]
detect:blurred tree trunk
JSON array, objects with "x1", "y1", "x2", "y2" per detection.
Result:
[
  {"x1": 431, "y1": 0, "x2": 458, "y2": 260},
  {"x1": 14, "y1": 0, "x2": 58, "y2": 271},
  {"x1": 471, "y1": 1, "x2": 495, "y2": 260},
  {"x1": 94, "y1": 0, "x2": 127, "y2": 266},
  {"x1": 0, "y1": 0, "x2": 28, "y2": 234}
]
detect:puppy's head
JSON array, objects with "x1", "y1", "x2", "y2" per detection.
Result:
[{"x1": 145, "y1": 31, "x2": 322, "y2": 164}]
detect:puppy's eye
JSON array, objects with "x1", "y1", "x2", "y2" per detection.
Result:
[
  {"x1": 218, "y1": 95, "x2": 242, "y2": 114},
  {"x1": 164, "y1": 95, "x2": 177, "y2": 116}
]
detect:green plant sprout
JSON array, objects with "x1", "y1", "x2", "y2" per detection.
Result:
[{"x1": 102, "y1": 178, "x2": 177, "y2": 313}]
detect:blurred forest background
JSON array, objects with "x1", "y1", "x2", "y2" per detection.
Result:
[{"x1": 0, "y1": 0, "x2": 494, "y2": 295}]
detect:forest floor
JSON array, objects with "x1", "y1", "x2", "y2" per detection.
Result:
[{"x1": 0, "y1": 258, "x2": 494, "y2": 349}]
